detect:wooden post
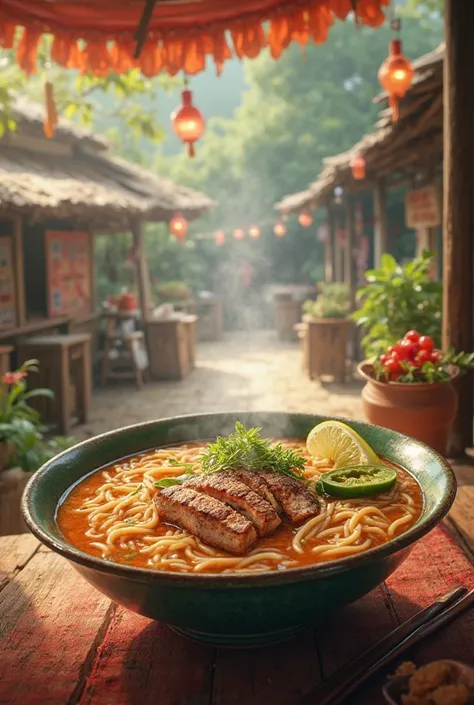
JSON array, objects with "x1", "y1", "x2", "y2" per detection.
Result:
[
  {"x1": 12, "y1": 216, "x2": 26, "y2": 326},
  {"x1": 131, "y1": 220, "x2": 152, "y2": 320},
  {"x1": 443, "y1": 0, "x2": 474, "y2": 457},
  {"x1": 373, "y1": 179, "x2": 388, "y2": 266},
  {"x1": 345, "y1": 196, "x2": 359, "y2": 363},
  {"x1": 326, "y1": 204, "x2": 335, "y2": 283}
]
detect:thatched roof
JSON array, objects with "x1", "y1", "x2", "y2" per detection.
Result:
[
  {"x1": 0, "y1": 98, "x2": 214, "y2": 230},
  {"x1": 276, "y1": 44, "x2": 444, "y2": 214}
]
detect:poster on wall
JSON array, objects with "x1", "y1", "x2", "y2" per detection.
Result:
[
  {"x1": 46, "y1": 231, "x2": 92, "y2": 318},
  {"x1": 405, "y1": 186, "x2": 441, "y2": 229},
  {"x1": 0, "y1": 238, "x2": 16, "y2": 327}
]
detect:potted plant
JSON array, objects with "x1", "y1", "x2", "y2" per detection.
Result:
[
  {"x1": 154, "y1": 281, "x2": 194, "y2": 313},
  {"x1": 358, "y1": 329, "x2": 474, "y2": 455},
  {"x1": 0, "y1": 360, "x2": 75, "y2": 535},
  {"x1": 301, "y1": 283, "x2": 351, "y2": 382},
  {"x1": 352, "y1": 251, "x2": 441, "y2": 357}
]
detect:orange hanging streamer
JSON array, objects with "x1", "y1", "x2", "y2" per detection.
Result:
[
  {"x1": 4, "y1": 0, "x2": 390, "y2": 78},
  {"x1": 43, "y1": 81, "x2": 58, "y2": 139}
]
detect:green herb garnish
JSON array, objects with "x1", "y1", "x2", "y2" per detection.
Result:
[
  {"x1": 200, "y1": 422, "x2": 306, "y2": 479},
  {"x1": 168, "y1": 458, "x2": 195, "y2": 473},
  {"x1": 154, "y1": 474, "x2": 193, "y2": 489},
  {"x1": 130, "y1": 483, "x2": 143, "y2": 496}
]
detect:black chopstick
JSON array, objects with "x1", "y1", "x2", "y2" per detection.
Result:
[{"x1": 299, "y1": 585, "x2": 472, "y2": 705}]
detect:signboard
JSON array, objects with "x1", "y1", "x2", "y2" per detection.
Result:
[
  {"x1": 46, "y1": 231, "x2": 92, "y2": 318},
  {"x1": 405, "y1": 186, "x2": 441, "y2": 229},
  {"x1": 0, "y1": 238, "x2": 16, "y2": 327}
]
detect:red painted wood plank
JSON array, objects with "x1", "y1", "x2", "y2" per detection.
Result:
[
  {"x1": 212, "y1": 630, "x2": 321, "y2": 705},
  {"x1": 78, "y1": 609, "x2": 214, "y2": 705},
  {"x1": 0, "y1": 534, "x2": 39, "y2": 591},
  {"x1": 0, "y1": 551, "x2": 113, "y2": 705}
]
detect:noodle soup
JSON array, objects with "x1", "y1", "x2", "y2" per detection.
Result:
[{"x1": 57, "y1": 439, "x2": 423, "y2": 574}]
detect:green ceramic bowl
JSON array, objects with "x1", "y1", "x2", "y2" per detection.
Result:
[{"x1": 22, "y1": 412, "x2": 456, "y2": 647}]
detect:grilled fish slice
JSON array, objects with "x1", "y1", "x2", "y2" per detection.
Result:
[
  {"x1": 259, "y1": 473, "x2": 320, "y2": 524},
  {"x1": 154, "y1": 486, "x2": 257, "y2": 555},
  {"x1": 185, "y1": 473, "x2": 281, "y2": 537},
  {"x1": 232, "y1": 469, "x2": 282, "y2": 513}
]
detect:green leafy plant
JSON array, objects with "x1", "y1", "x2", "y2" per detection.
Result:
[
  {"x1": 0, "y1": 360, "x2": 53, "y2": 432},
  {"x1": 352, "y1": 251, "x2": 442, "y2": 357},
  {"x1": 154, "y1": 281, "x2": 192, "y2": 303},
  {"x1": 303, "y1": 283, "x2": 350, "y2": 319},
  {"x1": 6, "y1": 421, "x2": 75, "y2": 472}
]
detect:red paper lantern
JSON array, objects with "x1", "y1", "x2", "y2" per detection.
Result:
[
  {"x1": 248, "y1": 225, "x2": 260, "y2": 239},
  {"x1": 350, "y1": 155, "x2": 366, "y2": 181},
  {"x1": 170, "y1": 89, "x2": 205, "y2": 157},
  {"x1": 215, "y1": 230, "x2": 225, "y2": 246},
  {"x1": 378, "y1": 39, "x2": 414, "y2": 122},
  {"x1": 274, "y1": 221, "x2": 286, "y2": 238},
  {"x1": 169, "y1": 213, "x2": 188, "y2": 242},
  {"x1": 298, "y1": 210, "x2": 313, "y2": 228},
  {"x1": 233, "y1": 228, "x2": 245, "y2": 240}
]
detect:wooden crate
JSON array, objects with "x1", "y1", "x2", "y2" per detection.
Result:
[
  {"x1": 195, "y1": 299, "x2": 224, "y2": 341},
  {"x1": 146, "y1": 315, "x2": 197, "y2": 380},
  {"x1": 274, "y1": 299, "x2": 301, "y2": 342},
  {"x1": 306, "y1": 318, "x2": 351, "y2": 383}
]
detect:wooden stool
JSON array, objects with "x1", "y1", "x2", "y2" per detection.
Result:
[
  {"x1": 100, "y1": 315, "x2": 148, "y2": 389},
  {"x1": 0, "y1": 345, "x2": 13, "y2": 375},
  {"x1": 17, "y1": 334, "x2": 92, "y2": 434}
]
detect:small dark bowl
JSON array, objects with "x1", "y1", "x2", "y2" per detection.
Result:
[{"x1": 22, "y1": 412, "x2": 456, "y2": 647}]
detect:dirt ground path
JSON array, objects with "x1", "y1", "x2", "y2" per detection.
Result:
[{"x1": 76, "y1": 331, "x2": 364, "y2": 440}]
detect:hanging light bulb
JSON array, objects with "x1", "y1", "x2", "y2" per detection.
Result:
[
  {"x1": 298, "y1": 210, "x2": 313, "y2": 228},
  {"x1": 169, "y1": 213, "x2": 188, "y2": 243},
  {"x1": 334, "y1": 186, "x2": 344, "y2": 205},
  {"x1": 215, "y1": 230, "x2": 225, "y2": 246},
  {"x1": 350, "y1": 155, "x2": 366, "y2": 181},
  {"x1": 248, "y1": 225, "x2": 260, "y2": 239},
  {"x1": 274, "y1": 221, "x2": 286, "y2": 238},
  {"x1": 378, "y1": 39, "x2": 414, "y2": 122},
  {"x1": 170, "y1": 88, "x2": 205, "y2": 157},
  {"x1": 233, "y1": 228, "x2": 245, "y2": 240}
]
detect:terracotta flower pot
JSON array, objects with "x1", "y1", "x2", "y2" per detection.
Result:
[{"x1": 357, "y1": 362, "x2": 458, "y2": 456}]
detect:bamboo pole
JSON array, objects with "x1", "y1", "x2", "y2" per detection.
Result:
[
  {"x1": 443, "y1": 0, "x2": 474, "y2": 457},
  {"x1": 131, "y1": 220, "x2": 152, "y2": 320}
]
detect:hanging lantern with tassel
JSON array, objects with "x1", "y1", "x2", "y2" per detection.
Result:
[
  {"x1": 298, "y1": 210, "x2": 313, "y2": 228},
  {"x1": 350, "y1": 155, "x2": 366, "y2": 181},
  {"x1": 274, "y1": 221, "x2": 286, "y2": 238},
  {"x1": 248, "y1": 225, "x2": 260, "y2": 239},
  {"x1": 233, "y1": 228, "x2": 245, "y2": 240},
  {"x1": 169, "y1": 213, "x2": 188, "y2": 243},
  {"x1": 170, "y1": 88, "x2": 205, "y2": 157},
  {"x1": 44, "y1": 81, "x2": 58, "y2": 139},
  {"x1": 215, "y1": 230, "x2": 225, "y2": 246},
  {"x1": 378, "y1": 39, "x2": 414, "y2": 123}
]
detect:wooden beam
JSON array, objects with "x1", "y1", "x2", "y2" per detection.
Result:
[
  {"x1": 373, "y1": 179, "x2": 388, "y2": 266},
  {"x1": 326, "y1": 205, "x2": 335, "y2": 283},
  {"x1": 131, "y1": 221, "x2": 152, "y2": 320},
  {"x1": 443, "y1": 0, "x2": 474, "y2": 457},
  {"x1": 12, "y1": 216, "x2": 26, "y2": 327}
]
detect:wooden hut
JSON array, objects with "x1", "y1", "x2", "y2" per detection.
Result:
[{"x1": 0, "y1": 97, "x2": 212, "y2": 429}]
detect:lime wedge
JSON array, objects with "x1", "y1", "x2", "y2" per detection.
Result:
[{"x1": 306, "y1": 421, "x2": 379, "y2": 468}]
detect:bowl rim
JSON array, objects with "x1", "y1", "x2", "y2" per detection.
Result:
[{"x1": 21, "y1": 411, "x2": 457, "y2": 588}]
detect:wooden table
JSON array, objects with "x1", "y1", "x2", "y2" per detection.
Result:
[
  {"x1": 17, "y1": 333, "x2": 92, "y2": 434},
  {"x1": 1, "y1": 493, "x2": 473, "y2": 705}
]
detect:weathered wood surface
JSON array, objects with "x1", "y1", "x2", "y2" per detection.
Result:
[
  {"x1": 306, "y1": 318, "x2": 350, "y2": 383},
  {"x1": 442, "y1": 0, "x2": 474, "y2": 456},
  {"x1": 0, "y1": 519, "x2": 473, "y2": 705}
]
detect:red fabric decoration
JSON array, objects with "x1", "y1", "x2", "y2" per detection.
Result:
[{"x1": 0, "y1": 1, "x2": 390, "y2": 77}]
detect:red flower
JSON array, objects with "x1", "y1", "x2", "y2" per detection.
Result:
[{"x1": 2, "y1": 371, "x2": 27, "y2": 385}]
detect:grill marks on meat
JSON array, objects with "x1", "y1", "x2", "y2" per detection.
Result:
[
  {"x1": 185, "y1": 473, "x2": 281, "y2": 537},
  {"x1": 154, "y1": 470, "x2": 320, "y2": 556},
  {"x1": 154, "y1": 486, "x2": 257, "y2": 555},
  {"x1": 258, "y1": 473, "x2": 320, "y2": 524}
]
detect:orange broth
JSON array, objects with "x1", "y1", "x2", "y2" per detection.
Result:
[{"x1": 57, "y1": 441, "x2": 424, "y2": 574}]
